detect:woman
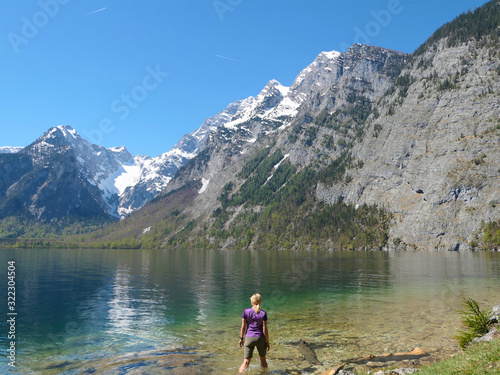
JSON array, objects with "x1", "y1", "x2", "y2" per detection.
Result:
[{"x1": 238, "y1": 293, "x2": 270, "y2": 373}]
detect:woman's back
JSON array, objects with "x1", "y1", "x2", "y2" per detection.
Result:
[{"x1": 242, "y1": 308, "x2": 267, "y2": 336}]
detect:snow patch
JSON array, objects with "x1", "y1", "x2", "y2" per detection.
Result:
[
  {"x1": 264, "y1": 154, "x2": 290, "y2": 185},
  {"x1": 0, "y1": 146, "x2": 22, "y2": 154},
  {"x1": 198, "y1": 178, "x2": 210, "y2": 194},
  {"x1": 164, "y1": 147, "x2": 197, "y2": 160},
  {"x1": 114, "y1": 163, "x2": 143, "y2": 196},
  {"x1": 64, "y1": 126, "x2": 79, "y2": 139},
  {"x1": 110, "y1": 146, "x2": 126, "y2": 152},
  {"x1": 321, "y1": 50, "x2": 341, "y2": 60}
]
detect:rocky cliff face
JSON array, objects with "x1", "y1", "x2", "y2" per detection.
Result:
[
  {"x1": 147, "y1": 44, "x2": 410, "y2": 249},
  {"x1": 168, "y1": 44, "x2": 406, "y2": 190},
  {"x1": 135, "y1": 3, "x2": 499, "y2": 251},
  {"x1": 293, "y1": 37, "x2": 498, "y2": 251},
  {"x1": 342, "y1": 38, "x2": 499, "y2": 250},
  {"x1": 3, "y1": 2, "x2": 498, "y2": 248}
]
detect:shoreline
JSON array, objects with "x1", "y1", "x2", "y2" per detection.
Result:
[{"x1": 315, "y1": 303, "x2": 500, "y2": 375}]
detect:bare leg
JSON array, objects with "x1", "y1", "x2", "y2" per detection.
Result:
[
  {"x1": 239, "y1": 358, "x2": 251, "y2": 373},
  {"x1": 260, "y1": 356, "x2": 268, "y2": 369}
]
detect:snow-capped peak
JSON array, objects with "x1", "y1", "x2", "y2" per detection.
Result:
[
  {"x1": 108, "y1": 146, "x2": 134, "y2": 163},
  {"x1": 0, "y1": 146, "x2": 23, "y2": 154},
  {"x1": 320, "y1": 50, "x2": 342, "y2": 60},
  {"x1": 36, "y1": 125, "x2": 86, "y2": 152},
  {"x1": 23, "y1": 125, "x2": 174, "y2": 218},
  {"x1": 221, "y1": 78, "x2": 299, "y2": 132},
  {"x1": 48, "y1": 125, "x2": 80, "y2": 141},
  {"x1": 291, "y1": 49, "x2": 342, "y2": 89},
  {"x1": 262, "y1": 79, "x2": 282, "y2": 91},
  {"x1": 58, "y1": 124, "x2": 79, "y2": 139},
  {"x1": 256, "y1": 80, "x2": 289, "y2": 100}
]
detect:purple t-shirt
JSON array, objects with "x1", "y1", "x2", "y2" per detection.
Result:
[{"x1": 242, "y1": 308, "x2": 267, "y2": 337}]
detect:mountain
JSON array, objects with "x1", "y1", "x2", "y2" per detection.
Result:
[
  {"x1": 0, "y1": 49, "x2": 360, "y2": 227},
  {"x1": 0, "y1": 147, "x2": 23, "y2": 154},
  {"x1": 1, "y1": 126, "x2": 122, "y2": 221},
  {"x1": 165, "y1": 44, "x2": 406, "y2": 191},
  {"x1": 87, "y1": 44, "x2": 409, "y2": 248},
  {"x1": 2, "y1": 1, "x2": 498, "y2": 248},
  {"x1": 114, "y1": 97, "x2": 273, "y2": 217},
  {"x1": 88, "y1": 1, "x2": 500, "y2": 251},
  {"x1": 342, "y1": 3, "x2": 500, "y2": 251},
  {"x1": 0, "y1": 57, "x2": 335, "y2": 229},
  {"x1": 0, "y1": 125, "x2": 182, "y2": 225}
]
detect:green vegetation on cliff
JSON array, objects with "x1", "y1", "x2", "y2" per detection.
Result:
[
  {"x1": 482, "y1": 221, "x2": 500, "y2": 250},
  {"x1": 413, "y1": 0, "x2": 499, "y2": 57},
  {"x1": 136, "y1": 148, "x2": 392, "y2": 250}
]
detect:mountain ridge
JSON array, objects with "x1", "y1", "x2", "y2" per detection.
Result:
[
  {"x1": 0, "y1": 47, "x2": 351, "y2": 233},
  {"x1": 88, "y1": 2, "x2": 499, "y2": 251},
  {"x1": 1, "y1": 1, "x2": 498, "y2": 249}
]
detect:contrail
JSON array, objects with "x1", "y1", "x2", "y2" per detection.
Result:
[
  {"x1": 83, "y1": 7, "x2": 107, "y2": 16},
  {"x1": 215, "y1": 54, "x2": 241, "y2": 63}
]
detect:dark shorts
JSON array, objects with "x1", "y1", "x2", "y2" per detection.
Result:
[{"x1": 244, "y1": 335, "x2": 267, "y2": 358}]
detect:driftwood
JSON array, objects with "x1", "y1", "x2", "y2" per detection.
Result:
[
  {"x1": 298, "y1": 339, "x2": 322, "y2": 365},
  {"x1": 320, "y1": 362, "x2": 346, "y2": 375},
  {"x1": 345, "y1": 347, "x2": 428, "y2": 364}
]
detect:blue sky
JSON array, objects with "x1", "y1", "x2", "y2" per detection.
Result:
[{"x1": 0, "y1": 0, "x2": 491, "y2": 157}]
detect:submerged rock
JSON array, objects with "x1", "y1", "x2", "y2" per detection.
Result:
[
  {"x1": 346, "y1": 347, "x2": 428, "y2": 365},
  {"x1": 373, "y1": 368, "x2": 419, "y2": 375},
  {"x1": 40, "y1": 348, "x2": 213, "y2": 375},
  {"x1": 320, "y1": 362, "x2": 346, "y2": 375},
  {"x1": 298, "y1": 339, "x2": 322, "y2": 365},
  {"x1": 337, "y1": 370, "x2": 357, "y2": 375}
]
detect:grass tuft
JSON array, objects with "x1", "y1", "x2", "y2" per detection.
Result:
[{"x1": 419, "y1": 338, "x2": 500, "y2": 375}]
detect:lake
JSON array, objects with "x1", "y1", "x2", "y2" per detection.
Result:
[{"x1": 1, "y1": 248, "x2": 499, "y2": 374}]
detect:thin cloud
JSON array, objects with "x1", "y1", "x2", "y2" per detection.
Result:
[
  {"x1": 215, "y1": 54, "x2": 241, "y2": 63},
  {"x1": 83, "y1": 8, "x2": 107, "y2": 17}
]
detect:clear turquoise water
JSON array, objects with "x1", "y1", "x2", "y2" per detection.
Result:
[{"x1": 1, "y1": 248, "x2": 499, "y2": 374}]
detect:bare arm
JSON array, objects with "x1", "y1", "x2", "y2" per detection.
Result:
[
  {"x1": 239, "y1": 318, "x2": 246, "y2": 347},
  {"x1": 263, "y1": 320, "x2": 270, "y2": 350}
]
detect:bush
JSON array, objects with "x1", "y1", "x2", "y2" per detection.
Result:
[{"x1": 455, "y1": 298, "x2": 492, "y2": 349}]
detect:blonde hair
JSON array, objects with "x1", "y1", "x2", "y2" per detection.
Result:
[{"x1": 250, "y1": 293, "x2": 262, "y2": 313}]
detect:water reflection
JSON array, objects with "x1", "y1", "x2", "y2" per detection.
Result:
[
  {"x1": 0, "y1": 248, "x2": 499, "y2": 374},
  {"x1": 107, "y1": 265, "x2": 135, "y2": 334}
]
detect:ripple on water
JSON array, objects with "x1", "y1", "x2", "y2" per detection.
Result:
[
  {"x1": 36, "y1": 348, "x2": 214, "y2": 375},
  {"x1": 3, "y1": 249, "x2": 500, "y2": 374}
]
